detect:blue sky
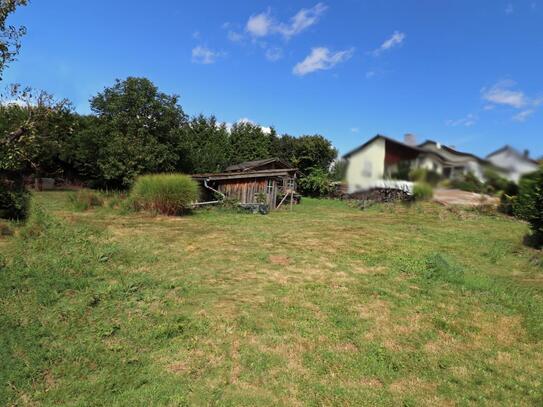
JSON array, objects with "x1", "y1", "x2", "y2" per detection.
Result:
[{"x1": 3, "y1": 0, "x2": 543, "y2": 157}]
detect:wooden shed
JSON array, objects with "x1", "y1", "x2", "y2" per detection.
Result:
[{"x1": 192, "y1": 158, "x2": 299, "y2": 210}]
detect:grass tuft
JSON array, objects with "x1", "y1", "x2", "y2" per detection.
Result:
[{"x1": 68, "y1": 189, "x2": 104, "y2": 211}]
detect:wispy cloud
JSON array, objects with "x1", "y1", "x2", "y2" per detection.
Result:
[
  {"x1": 513, "y1": 109, "x2": 534, "y2": 122},
  {"x1": 293, "y1": 47, "x2": 354, "y2": 76},
  {"x1": 445, "y1": 113, "x2": 477, "y2": 127},
  {"x1": 276, "y1": 3, "x2": 328, "y2": 39},
  {"x1": 365, "y1": 71, "x2": 375, "y2": 79},
  {"x1": 373, "y1": 31, "x2": 406, "y2": 55},
  {"x1": 191, "y1": 46, "x2": 224, "y2": 64},
  {"x1": 481, "y1": 80, "x2": 527, "y2": 108},
  {"x1": 350, "y1": 127, "x2": 359, "y2": 133},
  {"x1": 265, "y1": 47, "x2": 283, "y2": 61},
  {"x1": 227, "y1": 30, "x2": 244, "y2": 43},
  {"x1": 246, "y1": 3, "x2": 327, "y2": 39},
  {"x1": 505, "y1": 3, "x2": 514, "y2": 14},
  {"x1": 481, "y1": 80, "x2": 541, "y2": 122}
]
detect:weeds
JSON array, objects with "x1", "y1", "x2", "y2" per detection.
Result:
[{"x1": 68, "y1": 189, "x2": 103, "y2": 211}]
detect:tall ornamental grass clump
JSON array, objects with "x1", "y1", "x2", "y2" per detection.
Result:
[{"x1": 129, "y1": 173, "x2": 199, "y2": 215}]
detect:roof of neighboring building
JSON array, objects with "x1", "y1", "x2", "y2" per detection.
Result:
[
  {"x1": 418, "y1": 140, "x2": 493, "y2": 165},
  {"x1": 343, "y1": 134, "x2": 418, "y2": 159},
  {"x1": 343, "y1": 134, "x2": 447, "y2": 161},
  {"x1": 192, "y1": 168, "x2": 298, "y2": 181},
  {"x1": 225, "y1": 157, "x2": 292, "y2": 172},
  {"x1": 486, "y1": 145, "x2": 540, "y2": 165},
  {"x1": 343, "y1": 135, "x2": 511, "y2": 172}
]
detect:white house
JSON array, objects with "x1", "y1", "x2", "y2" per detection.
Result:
[
  {"x1": 486, "y1": 146, "x2": 539, "y2": 182},
  {"x1": 343, "y1": 134, "x2": 511, "y2": 193},
  {"x1": 417, "y1": 140, "x2": 496, "y2": 181}
]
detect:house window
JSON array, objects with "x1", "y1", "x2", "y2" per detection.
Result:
[{"x1": 267, "y1": 179, "x2": 274, "y2": 193}]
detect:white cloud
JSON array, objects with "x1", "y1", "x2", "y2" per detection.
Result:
[
  {"x1": 481, "y1": 80, "x2": 541, "y2": 122},
  {"x1": 373, "y1": 31, "x2": 406, "y2": 55},
  {"x1": 293, "y1": 47, "x2": 354, "y2": 76},
  {"x1": 365, "y1": 71, "x2": 375, "y2": 79},
  {"x1": 246, "y1": 3, "x2": 327, "y2": 39},
  {"x1": 445, "y1": 113, "x2": 477, "y2": 127},
  {"x1": 513, "y1": 109, "x2": 534, "y2": 122},
  {"x1": 192, "y1": 31, "x2": 201, "y2": 40},
  {"x1": 481, "y1": 80, "x2": 527, "y2": 108},
  {"x1": 350, "y1": 127, "x2": 359, "y2": 133},
  {"x1": 505, "y1": 3, "x2": 514, "y2": 14},
  {"x1": 227, "y1": 30, "x2": 244, "y2": 42},
  {"x1": 265, "y1": 47, "x2": 283, "y2": 61},
  {"x1": 0, "y1": 99, "x2": 28, "y2": 107},
  {"x1": 276, "y1": 3, "x2": 328, "y2": 39},
  {"x1": 246, "y1": 10, "x2": 273, "y2": 37},
  {"x1": 191, "y1": 46, "x2": 223, "y2": 64},
  {"x1": 236, "y1": 118, "x2": 272, "y2": 134}
]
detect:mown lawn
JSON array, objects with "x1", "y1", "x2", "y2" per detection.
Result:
[{"x1": 1, "y1": 191, "x2": 542, "y2": 406}]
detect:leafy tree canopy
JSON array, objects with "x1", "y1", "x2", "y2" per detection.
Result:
[
  {"x1": 274, "y1": 134, "x2": 337, "y2": 174},
  {"x1": 85, "y1": 77, "x2": 187, "y2": 187},
  {"x1": 0, "y1": 0, "x2": 27, "y2": 79},
  {"x1": 0, "y1": 85, "x2": 75, "y2": 176},
  {"x1": 178, "y1": 114, "x2": 231, "y2": 173},
  {"x1": 229, "y1": 121, "x2": 277, "y2": 165}
]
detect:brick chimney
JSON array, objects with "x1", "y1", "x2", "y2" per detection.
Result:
[{"x1": 404, "y1": 133, "x2": 416, "y2": 146}]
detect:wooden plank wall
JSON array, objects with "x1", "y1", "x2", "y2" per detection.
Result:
[{"x1": 217, "y1": 178, "x2": 278, "y2": 208}]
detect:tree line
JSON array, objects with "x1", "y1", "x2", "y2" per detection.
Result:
[{"x1": 1, "y1": 77, "x2": 338, "y2": 189}]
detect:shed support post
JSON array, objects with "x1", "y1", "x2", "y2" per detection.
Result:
[{"x1": 290, "y1": 190, "x2": 293, "y2": 211}]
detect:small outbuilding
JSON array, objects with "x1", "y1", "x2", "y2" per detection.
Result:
[{"x1": 192, "y1": 158, "x2": 299, "y2": 210}]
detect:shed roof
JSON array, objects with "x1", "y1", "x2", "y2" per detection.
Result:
[
  {"x1": 192, "y1": 168, "x2": 298, "y2": 181},
  {"x1": 225, "y1": 157, "x2": 292, "y2": 172}
]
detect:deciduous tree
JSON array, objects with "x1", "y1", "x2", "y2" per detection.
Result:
[
  {"x1": 84, "y1": 77, "x2": 186, "y2": 188},
  {"x1": 0, "y1": 0, "x2": 27, "y2": 79}
]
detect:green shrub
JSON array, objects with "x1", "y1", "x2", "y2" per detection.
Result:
[
  {"x1": 298, "y1": 167, "x2": 331, "y2": 198},
  {"x1": 68, "y1": 190, "x2": 104, "y2": 211},
  {"x1": 483, "y1": 168, "x2": 509, "y2": 194},
  {"x1": 498, "y1": 181, "x2": 519, "y2": 215},
  {"x1": 413, "y1": 182, "x2": 433, "y2": 201},
  {"x1": 391, "y1": 160, "x2": 411, "y2": 180},
  {"x1": 409, "y1": 168, "x2": 442, "y2": 187},
  {"x1": 129, "y1": 173, "x2": 199, "y2": 215},
  {"x1": 450, "y1": 172, "x2": 483, "y2": 193},
  {"x1": 513, "y1": 168, "x2": 543, "y2": 247},
  {"x1": 0, "y1": 175, "x2": 30, "y2": 220}
]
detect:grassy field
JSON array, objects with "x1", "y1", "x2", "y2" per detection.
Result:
[{"x1": 1, "y1": 191, "x2": 542, "y2": 406}]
